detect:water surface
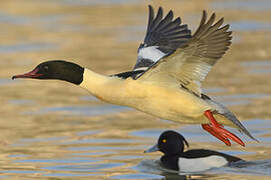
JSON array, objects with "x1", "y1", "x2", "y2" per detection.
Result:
[{"x1": 1, "y1": 0, "x2": 271, "y2": 179}]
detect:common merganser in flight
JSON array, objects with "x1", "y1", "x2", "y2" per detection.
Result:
[
  {"x1": 12, "y1": 5, "x2": 257, "y2": 146},
  {"x1": 144, "y1": 130, "x2": 243, "y2": 172}
]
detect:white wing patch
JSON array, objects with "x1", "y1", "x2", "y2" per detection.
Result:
[
  {"x1": 138, "y1": 46, "x2": 166, "y2": 63},
  {"x1": 178, "y1": 156, "x2": 228, "y2": 172}
]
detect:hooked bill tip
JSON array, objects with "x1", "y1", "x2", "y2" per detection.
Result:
[{"x1": 11, "y1": 68, "x2": 41, "y2": 80}]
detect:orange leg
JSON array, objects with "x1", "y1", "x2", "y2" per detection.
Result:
[
  {"x1": 202, "y1": 124, "x2": 231, "y2": 146},
  {"x1": 202, "y1": 110, "x2": 245, "y2": 147}
]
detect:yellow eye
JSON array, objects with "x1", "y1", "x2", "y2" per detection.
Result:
[{"x1": 162, "y1": 139, "x2": 167, "y2": 143}]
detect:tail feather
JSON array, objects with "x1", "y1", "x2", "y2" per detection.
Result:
[
  {"x1": 218, "y1": 110, "x2": 258, "y2": 142},
  {"x1": 203, "y1": 95, "x2": 258, "y2": 142}
]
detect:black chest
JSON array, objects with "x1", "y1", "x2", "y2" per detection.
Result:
[{"x1": 160, "y1": 155, "x2": 179, "y2": 171}]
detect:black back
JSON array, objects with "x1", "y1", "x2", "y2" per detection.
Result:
[
  {"x1": 181, "y1": 149, "x2": 242, "y2": 162},
  {"x1": 112, "y1": 70, "x2": 145, "y2": 79}
]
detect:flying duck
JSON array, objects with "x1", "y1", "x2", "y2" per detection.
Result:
[
  {"x1": 144, "y1": 130, "x2": 243, "y2": 172},
  {"x1": 12, "y1": 5, "x2": 257, "y2": 146}
]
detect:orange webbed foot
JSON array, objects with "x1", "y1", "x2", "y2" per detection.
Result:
[{"x1": 202, "y1": 110, "x2": 245, "y2": 147}]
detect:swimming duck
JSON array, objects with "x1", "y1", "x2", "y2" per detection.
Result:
[
  {"x1": 12, "y1": 5, "x2": 257, "y2": 146},
  {"x1": 145, "y1": 130, "x2": 243, "y2": 172}
]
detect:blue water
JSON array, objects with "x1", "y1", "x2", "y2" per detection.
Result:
[
  {"x1": 3, "y1": 117, "x2": 270, "y2": 178},
  {"x1": 59, "y1": 0, "x2": 140, "y2": 6},
  {"x1": 0, "y1": 43, "x2": 56, "y2": 54},
  {"x1": 26, "y1": 105, "x2": 132, "y2": 116},
  {"x1": 241, "y1": 60, "x2": 271, "y2": 74},
  {"x1": 0, "y1": 79, "x2": 15, "y2": 86},
  {"x1": 230, "y1": 21, "x2": 271, "y2": 32},
  {"x1": 212, "y1": 0, "x2": 271, "y2": 11}
]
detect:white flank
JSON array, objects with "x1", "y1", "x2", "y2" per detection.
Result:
[
  {"x1": 138, "y1": 46, "x2": 166, "y2": 62},
  {"x1": 178, "y1": 156, "x2": 228, "y2": 172}
]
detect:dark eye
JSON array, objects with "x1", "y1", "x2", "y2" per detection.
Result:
[{"x1": 43, "y1": 65, "x2": 49, "y2": 71}]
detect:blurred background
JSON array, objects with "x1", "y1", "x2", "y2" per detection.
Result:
[{"x1": 0, "y1": 0, "x2": 271, "y2": 179}]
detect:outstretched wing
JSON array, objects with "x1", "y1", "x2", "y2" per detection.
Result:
[
  {"x1": 133, "y1": 5, "x2": 191, "y2": 72},
  {"x1": 138, "y1": 11, "x2": 232, "y2": 96}
]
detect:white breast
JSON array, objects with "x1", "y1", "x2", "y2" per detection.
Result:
[{"x1": 178, "y1": 156, "x2": 228, "y2": 172}]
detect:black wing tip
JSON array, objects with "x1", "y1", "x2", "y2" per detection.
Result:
[
  {"x1": 194, "y1": 10, "x2": 232, "y2": 40},
  {"x1": 202, "y1": 10, "x2": 207, "y2": 22},
  {"x1": 147, "y1": 5, "x2": 164, "y2": 17},
  {"x1": 167, "y1": 10, "x2": 174, "y2": 18},
  {"x1": 218, "y1": 17, "x2": 224, "y2": 24},
  {"x1": 198, "y1": 10, "x2": 229, "y2": 29},
  {"x1": 147, "y1": 5, "x2": 164, "y2": 12},
  {"x1": 191, "y1": 10, "x2": 233, "y2": 59},
  {"x1": 143, "y1": 5, "x2": 191, "y2": 48},
  {"x1": 157, "y1": 6, "x2": 163, "y2": 15},
  {"x1": 134, "y1": 5, "x2": 192, "y2": 71},
  {"x1": 202, "y1": 10, "x2": 207, "y2": 16},
  {"x1": 222, "y1": 24, "x2": 230, "y2": 30},
  {"x1": 173, "y1": 17, "x2": 181, "y2": 24},
  {"x1": 208, "y1": 12, "x2": 216, "y2": 23}
]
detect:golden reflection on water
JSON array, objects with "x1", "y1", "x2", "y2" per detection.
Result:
[{"x1": 0, "y1": 0, "x2": 271, "y2": 179}]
